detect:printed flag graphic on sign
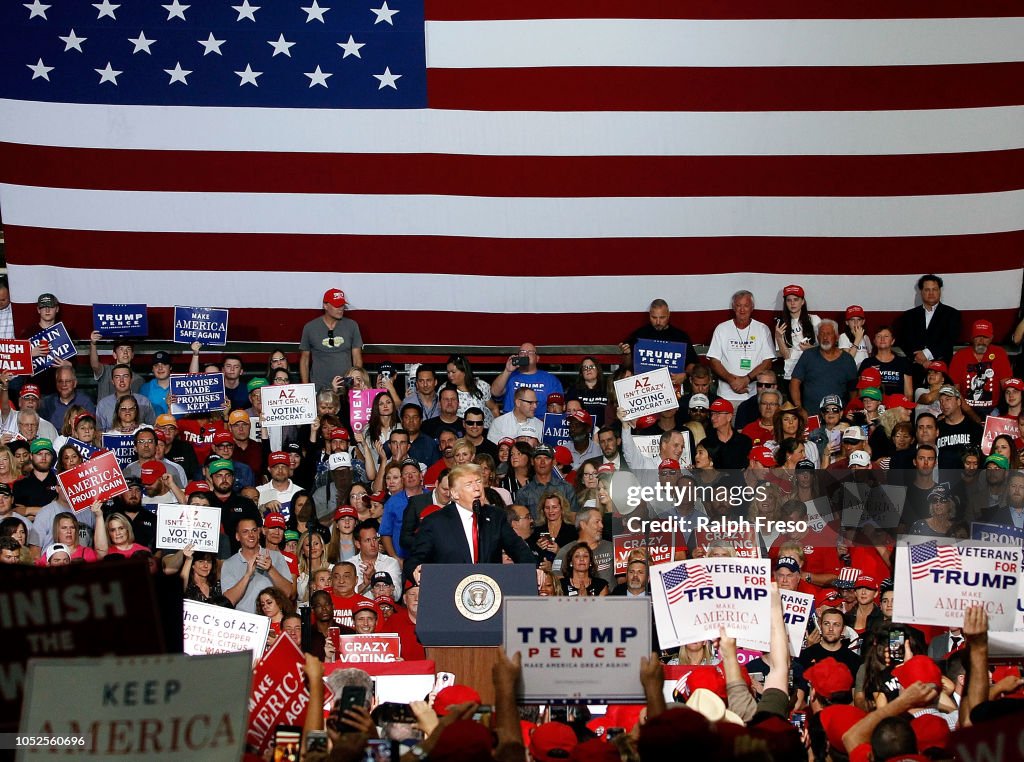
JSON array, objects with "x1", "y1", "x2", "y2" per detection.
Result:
[
  {"x1": 662, "y1": 563, "x2": 713, "y2": 604},
  {"x1": 910, "y1": 541, "x2": 961, "y2": 580},
  {"x1": 838, "y1": 567, "x2": 862, "y2": 583}
]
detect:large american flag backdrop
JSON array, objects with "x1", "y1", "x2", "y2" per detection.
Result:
[{"x1": 1, "y1": 1, "x2": 1022, "y2": 347}]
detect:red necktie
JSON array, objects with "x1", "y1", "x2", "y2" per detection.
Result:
[{"x1": 472, "y1": 512, "x2": 479, "y2": 563}]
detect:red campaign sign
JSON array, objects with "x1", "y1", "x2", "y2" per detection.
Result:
[
  {"x1": 337, "y1": 633, "x2": 401, "y2": 662},
  {"x1": 56, "y1": 450, "x2": 128, "y2": 511},
  {"x1": 953, "y1": 711, "x2": 1024, "y2": 761},
  {"x1": 982, "y1": 415, "x2": 1020, "y2": 455},
  {"x1": 247, "y1": 633, "x2": 310, "y2": 757},
  {"x1": 694, "y1": 527, "x2": 761, "y2": 559},
  {"x1": 348, "y1": 388, "x2": 384, "y2": 435},
  {"x1": 0, "y1": 340, "x2": 32, "y2": 376},
  {"x1": 613, "y1": 531, "x2": 687, "y2": 574}
]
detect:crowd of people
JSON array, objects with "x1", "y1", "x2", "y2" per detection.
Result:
[{"x1": 3, "y1": 277, "x2": 1024, "y2": 760}]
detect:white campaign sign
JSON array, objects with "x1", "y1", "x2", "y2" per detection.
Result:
[
  {"x1": 503, "y1": 596, "x2": 651, "y2": 703},
  {"x1": 780, "y1": 589, "x2": 815, "y2": 656},
  {"x1": 614, "y1": 367, "x2": 679, "y2": 421},
  {"x1": 632, "y1": 435, "x2": 661, "y2": 460},
  {"x1": 17, "y1": 652, "x2": 250, "y2": 762},
  {"x1": 157, "y1": 503, "x2": 222, "y2": 553},
  {"x1": 183, "y1": 600, "x2": 270, "y2": 666},
  {"x1": 651, "y1": 558, "x2": 772, "y2": 651},
  {"x1": 261, "y1": 383, "x2": 317, "y2": 426},
  {"x1": 893, "y1": 537, "x2": 1022, "y2": 631}
]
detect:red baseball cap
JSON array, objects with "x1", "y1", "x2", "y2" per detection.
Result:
[
  {"x1": 1001, "y1": 378, "x2": 1024, "y2": 392},
  {"x1": 263, "y1": 512, "x2": 287, "y2": 529},
  {"x1": 434, "y1": 685, "x2": 481, "y2": 716},
  {"x1": 658, "y1": 458, "x2": 680, "y2": 472},
  {"x1": 323, "y1": 288, "x2": 346, "y2": 308},
  {"x1": 991, "y1": 665, "x2": 1024, "y2": 698},
  {"x1": 854, "y1": 576, "x2": 878, "y2": 590},
  {"x1": 369, "y1": 490, "x2": 387, "y2": 503},
  {"x1": 498, "y1": 437, "x2": 516, "y2": 448},
  {"x1": 352, "y1": 599, "x2": 378, "y2": 618},
  {"x1": 547, "y1": 392, "x2": 565, "y2": 406},
  {"x1": 268, "y1": 451, "x2": 290, "y2": 467},
  {"x1": 749, "y1": 445, "x2": 777, "y2": 468},
  {"x1": 804, "y1": 657, "x2": 854, "y2": 696},
  {"x1": 553, "y1": 445, "x2": 573, "y2": 467},
  {"x1": 845, "y1": 305, "x2": 865, "y2": 320},
  {"x1": 971, "y1": 319, "x2": 994, "y2": 338},
  {"x1": 333, "y1": 505, "x2": 358, "y2": 521},
  {"x1": 596, "y1": 463, "x2": 616, "y2": 474},
  {"x1": 819, "y1": 704, "x2": 866, "y2": 751},
  {"x1": 893, "y1": 655, "x2": 943, "y2": 689},
  {"x1": 185, "y1": 480, "x2": 212, "y2": 497},
  {"x1": 857, "y1": 368, "x2": 882, "y2": 389},
  {"x1": 140, "y1": 460, "x2": 166, "y2": 485},
  {"x1": 635, "y1": 414, "x2": 658, "y2": 428},
  {"x1": 212, "y1": 431, "x2": 233, "y2": 445},
  {"x1": 330, "y1": 428, "x2": 350, "y2": 441},
  {"x1": 783, "y1": 284, "x2": 804, "y2": 298},
  {"x1": 154, "y1": 430, "x2": 168, "y2": 443},
  {"x1": 709, "y1": 398, "x2": 734, "y2": 414},
  {"x1": 529, "y1": 722, "x2": 577, "y2": 762},
  {"x1": 567, "y1": 409, "x2": 593, "y2": 426},
  {"x1": 925, "y1": 360, "x2": 948, "y2": 374},
  {"x1": 882, "y1": 394, "x2": 915, "y2": 411},
  {"x1": 911, "y1": 714, "x2": 950, "y2": 753},
  {"x1": 20, "y1": 384, "x2": 41, "y2": 399},
  {"x1": 72, "y1": 412, "x2": 96, "y2": 428}
]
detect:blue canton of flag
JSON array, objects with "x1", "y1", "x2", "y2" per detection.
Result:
[
  {"x1": 3, "y1": 0, "x2": 426, "y2": 108},
  {"x1": 662, "y1": 562, "x2": 713, "y2": 604}
]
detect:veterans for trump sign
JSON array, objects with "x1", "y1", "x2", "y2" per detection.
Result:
[
  {"x1": 504, "y1": 596, "x2": 650, "y2": 704},
  {"x1": 18, "y1": 653, "x2": 249, "y2": 762},
  {"x1": 169, "y1": 373, "x2": 227, "y2": 415},
  {"x1": 0, "y1": 340, "x2": 32, "y2": 375},
  {"x1": 173, "y1": 306, "x2": 229, "y2": 346},
  {"x1": 614, "y1": 367, "x2": 679, "y2": 422},
  {"x1": 56, "y1": 451, "x2": 127, "y2": 511},
  {"x1": 652, "y1": 558, "x2": 772, "y2": 651},
  {"x1": 894, "y1": 538, "x2": 1022, "y2": 631},
  {"x1": 157, "y1": 504, "x2": 222, "y2": 554},
  {"x1": 262, "y1": 383, "x2": 317, "y2": 426}
]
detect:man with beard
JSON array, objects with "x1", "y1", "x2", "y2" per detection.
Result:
[
  {"x1": 799, "y1": 608, "x2": 862, "y2": 678},
  {"x1": 986, "y1": 469, "x2": 1024, "y2": 529},
  {"x1": 420, "y1": 386, "x2": 464, "y2": 439},
  {"x1": 790, "y1": 321, "x2": 858, "y2": 416},
  {"x1": 584, "y1": 425, "x2": 627, "y2": 473},
  {"x1": 13, "y1": 438, "x2": 59, "y2": 519},
  {"x1": 208, "y1": 458, "x2": 260, "y2": 555},
  {"x1": 423, "y1": 429, "x2": 458, "y2": 488},
  {"x1": 565, "y1": 409, "x2": 600, "y2": 469}
]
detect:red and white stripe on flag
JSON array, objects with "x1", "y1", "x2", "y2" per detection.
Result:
[{"x1": 2, "y1": 2, "x2": 1023, "y2": 345}]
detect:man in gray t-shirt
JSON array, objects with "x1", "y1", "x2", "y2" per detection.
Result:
[
  {"x1": 220, "y1": 518, "x2": 295, "y2": 613},
  {"x1": 299, "y1": 288, "x2": 364, "y2": 392}
]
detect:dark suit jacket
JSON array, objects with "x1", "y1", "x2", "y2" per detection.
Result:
[
  {"x1": 896, "y1": 303, "x2": 962, "y2": 364},
  {"x1": 981, "y1": 505, "x2": 1024, "y2": 529},
  {"x1": 403, "y1": 502, "x2": 535, "y2": 581}
]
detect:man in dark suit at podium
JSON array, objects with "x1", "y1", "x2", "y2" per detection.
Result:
[
  {"x1": 896, "y1": 274, "x2": 962, "y2": 379},
  {"x1": 404, "y1": 463, "x2": 536, "y2": 582}
]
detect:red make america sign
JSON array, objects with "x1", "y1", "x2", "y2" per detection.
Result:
[{"x1": 56, "y1": 451, "x2": 128, "y2": 511}]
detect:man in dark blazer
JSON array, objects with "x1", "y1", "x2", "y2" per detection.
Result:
[
  {"x1": 404, "y1": 463, "x2": 535, "y2": 582},
  {"x1": 896, "y1": 274, "x2": 962, "y2": 381}
]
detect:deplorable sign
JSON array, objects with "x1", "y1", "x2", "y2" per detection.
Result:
[
  {"x1": 17, "y1": 652, "x2": 250, "y2": 762},
  {"x1": 614, "y1": 367, "x2": 679, "y2": 422},
  {"x1": 173, "y1": 306, "x2": 229, "y2": 346},
  {"x1": 504, "y1": 596, "x2": 651, "y2": 703},
  {"x1": 0, "y1": 340, "x2": 32, "y2": 375},
  {"x1": 893, "y1": 538, "x2": 1022, "y2": 631},
  {"x1": 169, "y1": 373, "x2": 227, "y2": 415},
  {"x1": 56, "y1": 451, "x2": 128, "y2": 511},
  {"x1": 261, "y1": 383, "x2": 317, "y2": 426},
  {"x1": 651, "y1": 558, "x2": 772, "y2": 651},
  {"x1": 183, "y1": 600, "x2": 270, "y2": 666},
  {"x1": 157, "y1": 504, "x2": 222, "y2": 553}
]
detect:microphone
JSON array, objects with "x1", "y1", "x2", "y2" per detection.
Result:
[{"x1": 472, "y1": 499, "x2": 481, "y2": 514}]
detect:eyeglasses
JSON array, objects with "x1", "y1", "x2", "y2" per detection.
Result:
[
  {"x1": 118, "y1": 406, "x2": 137, "y2": 412},
  {"x1": 519, "y1": 399, "x2": 538, "y2": 405},
  {"x1": 756, "y1": 382, "x2": 776, "y2": 388},
  {"x1": 581, "y1": 364, "x2": 597, "y2": 371},
  {"x1": 322, "y1": 330, "x2": 343, "y2": 348},
  {"x1": 465, "y1": 420, "x2": 484, "y2": 426}
]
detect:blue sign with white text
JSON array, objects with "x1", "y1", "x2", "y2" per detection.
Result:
[
  {"x1": 971, "y1": 522, "x2": 1024, "y2": 546},
  {"x1": 29, "y1": 322, "x2": 77, "y2": 375},
  {"x1": 634, "y1": 339, "x2": 687, "y2": 375},
  {"x1": 173, "y1": 306, "x2": 229, "y2": 346},
  {"x1": 101, "y1": 434, "x2": 137, "y2": 469},
  {"x1": 93, "y1": 303, "x2": 149, "y2": 337},
  {"x1": 169, "y1": 373, "x2": 227, "y2": 415},
  {"x1": 65, "y1": 437, "x2": 101, "y2": 461},
  {"x1": 543, "y1": 413, "x2": 571, "y2": 448}
]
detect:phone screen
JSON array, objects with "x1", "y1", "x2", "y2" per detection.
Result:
[
  {"x1": 274, "y1": 725, "x2": 302, "y2": 762},
  {"x1": 888, "y1": 630, "x2": 906, "y2": 665}
]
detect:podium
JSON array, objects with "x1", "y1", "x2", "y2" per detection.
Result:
[{"x1": 417, "y1": 564, "x2": 536, "y2": 703}]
